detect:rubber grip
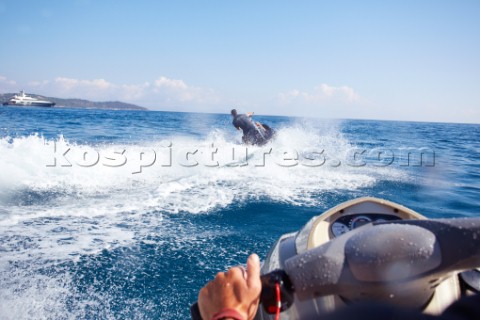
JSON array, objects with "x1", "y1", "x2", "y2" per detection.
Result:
[{"x1": 190, "y1": 302, "x2": 202, "y2": 320}]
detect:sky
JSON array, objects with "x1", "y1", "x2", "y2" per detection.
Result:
[{"x1": 0, "y1": 0, "x2": 479, "y2": 123}]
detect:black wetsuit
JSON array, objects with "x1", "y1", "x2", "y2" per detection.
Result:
[{"x1": 232, "y1": 114, "x2": 257, "y2": 144}]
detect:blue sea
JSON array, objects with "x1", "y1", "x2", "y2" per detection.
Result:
[{"x1": 0, "y1": 106, "x2": 479, "y2": 319}]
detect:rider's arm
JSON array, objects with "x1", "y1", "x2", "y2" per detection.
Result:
[
  {"x1": 198, "y1": 254, "x2": 261, "y2": 320},
  {"x1": 246, "y1": 112, "x2": 254, "y2": 117},
  {"x1": 255, "y1": 122, "x2": 266, "y2": 130}
]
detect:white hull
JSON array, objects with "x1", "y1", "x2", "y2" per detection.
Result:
[
  {"x1": 3, "y1": 101, "x2": 55, "y2": 107},
  {"x1": 3, "y1": 91, "x2": 55, "y2": 107}
]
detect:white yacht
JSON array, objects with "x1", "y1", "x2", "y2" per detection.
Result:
[{"x1": 3, "y1": 91, "x2": 55, "y2": 107}]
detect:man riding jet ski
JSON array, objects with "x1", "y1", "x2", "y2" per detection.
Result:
[{"x1": 231, "y1": 109, "x2": 275, "y2": 146}]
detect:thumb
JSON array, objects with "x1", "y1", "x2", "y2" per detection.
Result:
[{"x1": 246, "y1": 254, "x2": 261, "y2": 289}]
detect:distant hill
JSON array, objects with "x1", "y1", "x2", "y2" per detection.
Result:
[{"x1": 0, "y1": 92, "x2": 148, "y2": 111}]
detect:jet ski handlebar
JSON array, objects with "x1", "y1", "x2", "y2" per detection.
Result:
[
  {"x1": 191, "y1": 218, "x2": 480, "y2": 319},
  {"x1": 285, "y1": 218, "x2": 480, "y2": 308}
]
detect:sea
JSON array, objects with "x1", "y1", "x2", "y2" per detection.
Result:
[{"x1": 0, "y1": 106, "x2": 479, "y2": 319}]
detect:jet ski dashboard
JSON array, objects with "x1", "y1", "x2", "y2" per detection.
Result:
[{"x1": 331, "y1": 213, "x2": 401, "y2": 237}]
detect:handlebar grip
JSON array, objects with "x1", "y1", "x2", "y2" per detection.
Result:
[
  {"x1": 190, "y1": 270, "x2": 293, "y2": 319},
  {"x1": 190, "y1": 302, "x2": 202, "y2": 320}
]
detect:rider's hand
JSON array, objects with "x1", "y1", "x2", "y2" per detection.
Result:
[{"x1": 198, "y1": 254, "x2": 262, "y2": 320}]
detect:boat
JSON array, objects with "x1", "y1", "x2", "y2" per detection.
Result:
[
  {"x1": 191, "y1": 197, "x2": 480, "y2": 319},
  {"x1": 2, "y1": 91, "x2": 55, "y2": 107}
]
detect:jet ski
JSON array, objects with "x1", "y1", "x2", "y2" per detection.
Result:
[
  {"x1": 243, "y1": 122, "x2": 276, "y2": 146},
  {"x1": 255, "y1": 197, "x2": 480, "y2": 319},
  {"x1": 191, "y1": 197, "x2": 480, "y2": 320}
]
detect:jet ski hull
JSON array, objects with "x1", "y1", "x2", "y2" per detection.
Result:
[{"x1": 243, "y1": 124, "x2": 275, "y2": 146}]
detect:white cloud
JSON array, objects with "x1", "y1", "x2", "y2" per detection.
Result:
[
  {"x1": 272, "y1": 83, "x2": 363, "y2": 119},
  {"x1": 152, "y1": 76, "x2": 219, "y2": 105},
  {"x1": 51, "y1": 77, "x2": 115, "y2": 94},
  {"x1": 119, "y1": 82, "x2": 151, "y2": 101},
  {"x1": 278, "y1": 83, "x2": 360, "y2": 105},
  {"x1": 154, "y1": 76, "x2": 188, "y2": 90},
  {"x1": 28, "y1": 77, "x2": 118, "y2": 101},
  {"x1": 0, "y1": 75, "x2": 17, "y2": 91},
  {"x1": 23, "y1": 76, "x2": 219, "y2": 108}
]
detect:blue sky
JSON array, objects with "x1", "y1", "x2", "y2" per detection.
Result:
[{"x1": 0, "y1": 0, "x2": 479, "y2": 123}]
